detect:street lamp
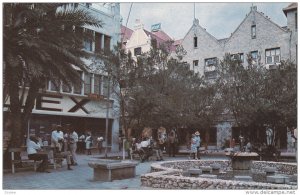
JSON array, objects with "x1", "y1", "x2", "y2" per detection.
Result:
[{"x1": 104, "y1": 74, "x2": 110, "y2": 158}]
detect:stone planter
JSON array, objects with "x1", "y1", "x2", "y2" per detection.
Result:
[{"x1": 88, "y1": 160, "x2": 138, "y2": 182}]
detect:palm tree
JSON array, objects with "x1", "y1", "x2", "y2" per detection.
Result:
[{"x1": 3, "y1": 3, "x2": 102, "y2": 147}]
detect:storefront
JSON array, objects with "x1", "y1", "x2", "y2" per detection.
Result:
[{"x1": 4, "y1": 92, "x2": 119, "y2": 152}]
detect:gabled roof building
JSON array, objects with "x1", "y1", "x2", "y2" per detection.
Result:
[{"x1": 180, "y1": 4, "x2": 297, "y2": 149}]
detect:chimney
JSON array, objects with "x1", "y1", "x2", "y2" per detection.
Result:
[
  {"x1": 251, "y1": 5, "x2": 257, "y2": 12},
  {"x1": 134, "y1": 19, "x2": 144, "y2": 30},
  {"x1": 193, "y1": 18, "x2": 199, "y2": 26}
]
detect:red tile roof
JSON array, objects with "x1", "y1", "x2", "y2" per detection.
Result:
[
  {"x1": 144, "y1": 29, "x2": 167, "y2": 46},
  {"x1": 121, "y1": 25, "x2": 133, "y2": 42},
  {"x1": 152, "y1": 30, "x2": 172, "y2": 41}
]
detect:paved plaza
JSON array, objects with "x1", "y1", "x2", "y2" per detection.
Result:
[{"x1": 3, "y1": 153, "x2": 226, "y2": 190}]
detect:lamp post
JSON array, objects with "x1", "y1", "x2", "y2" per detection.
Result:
[{"x1": 104, "y1": 75, "x2": 110, "y2": 158}]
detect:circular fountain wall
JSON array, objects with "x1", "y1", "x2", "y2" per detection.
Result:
[{"x1": 141, "y1": 159, "x2": 297, "y2": 189}]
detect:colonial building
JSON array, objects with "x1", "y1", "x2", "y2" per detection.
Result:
[
  {"x1": 180, "y1": 4, "x2": 297, "y2": 149},
  {"x1": 4, "y1": 3, "x2": 122, "y2": 151},
  {"x1": 125, "y1": 20, "x2": 174, "y2": 60}
]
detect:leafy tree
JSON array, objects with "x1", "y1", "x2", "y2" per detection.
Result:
[
  {"x1": 3, "y1": 3, "x2": 102, "y2": 147},
  {"x1": 216, "y1": 53, "x2": 297, "y2": 147}
]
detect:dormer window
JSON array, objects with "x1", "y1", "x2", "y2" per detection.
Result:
[
  {"x1": 251, "y1": 25, "x2": 256, "y2": 39},
  {"x1": 194, "y1": 37, "x2": 198, "y2": 48}
]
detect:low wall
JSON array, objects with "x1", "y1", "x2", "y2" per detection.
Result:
[
  {"x1": 141, "y1": 160, "x2": 297, "y2": 190},
  {"x1": 150, "y1": 160, "x2": 232, "y2": 172}
]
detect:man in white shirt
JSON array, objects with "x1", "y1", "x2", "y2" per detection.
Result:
[
  {"x1": 27, "y1": 136, "x2": 50, "y2": 173},
  {"x1": 51, "y1": 124, "x2": 73, "y2": 170},
  {"x1": 51, "y1": 124, "x2": 64, "y2": 151}
]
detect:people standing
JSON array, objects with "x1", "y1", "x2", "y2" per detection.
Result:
[
  {"x1": 69, "y1": 127, "x2": 78, "y2": 166},
  {"x1": 27, "y1": 136, "x2": 50, "y2": 173},
  {"x1": 190, "y1": 134, "x2": 197, "y2": 159},
  {"x1": 168, "y1": 129, "x2": 176, "y2": 157},
  {"x1": 97, "y1": 136, "x2": 104, "y2": 154},
  {"x1": 157, "y1": 127, "x2": 167, "y2": 153},
  {"x1": 194, "y1": 131, "x2": 201, "y2": 159},
  {"x1": 153, "y1": 138, "x2": 163, "y2": 161},
  {"x1": 85, "y1": 132, "x2": 93, "y2": 155},
  {"x1": 78, "y1": 134, "x2": 86, "y2": 154},
  {"x1": 51, "y1": 124, "x2": 64, "y2": 152},
  {"x1": 51, "y1": 125, "x2": 73, "y2": 170}
]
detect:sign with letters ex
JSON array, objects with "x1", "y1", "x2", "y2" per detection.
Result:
[{"x1": 151, "y1": 23, "x2": 161, "y2": 32}]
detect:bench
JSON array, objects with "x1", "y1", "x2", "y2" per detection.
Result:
[
  {"x1": 9, "y1": 148, "x2": 40, "y2": 174},
  {"x1": 9, "y1": 147, "x2": 63, "y2": 173}
]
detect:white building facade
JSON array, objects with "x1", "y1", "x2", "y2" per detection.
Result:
[{"x1": 4, "y1": 3, "x2": 122, "y2": 152}]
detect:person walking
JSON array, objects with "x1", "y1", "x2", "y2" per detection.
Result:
[
  {"x1": 85, "y1": 132, "x2": 93, "y2": 155},
  {"x1": 168, "y1": 129, "x2": 176, "y2": 157},
  {"x1": 27, "y1": 136, "x2": 50, "y2": 173}
]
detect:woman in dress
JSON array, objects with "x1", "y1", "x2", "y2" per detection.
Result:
[{"x1": 190, "y1": 134, "x2": 198, "y2": 159}]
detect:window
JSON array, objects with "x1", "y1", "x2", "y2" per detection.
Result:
[
  {"x1": 74, "y1": 72, "x2": 83, "y2": 94},
  {"x1": 265, "y1": 48, "x2": 280, "y2": 64},
  {"x1": 251, "y1": 25, "x2": 256, "y2": 39},
  {"x1": 251, "y1": 51, "x2": 258, "y2": 60},
  {"x1": 84, "y1": 73, "x2": 92, "y2": 95},
  {"x1": 193, "y1": 60, "x2": 199, "y2": 67},
  {"x1": 104, "y1": 35, "x2": 111, "y2": 53},
  {"x1": 231, "y1": 53, "x2": 244, "y2": 62},
  {"x1": 62, "y1": 82, "x2": 72, "y2": 93},
  {"x1": 134, "y1": 47, "x2": 142, "y2": 56},
  {"x1": 194, "y1": 37, "x2": 198, "y2": 48},
  {"x1": 84, "y1": 40, "x2": 93, "y2": 52},
  {"x1": 204, "y1": 57, "x2": 217, "y2": 72},
  {"x1": 249, "y1": 50, "x2": 259, "y2": 64},
  {"x1": 95, "y1": 32, "x2": 102, "y2": 53},
  {"x1": 84, "y1": 29, "x2": 94, "y2": 52},
  {"x1": 94, "y1": 75, "x2": 101, "y2": 95},
  {"x1": 49, "y1": 79, "x2": 60, "y2": 92},
  {"x1": 102, "y1": 76, "x2": 109, "y2": 97}
]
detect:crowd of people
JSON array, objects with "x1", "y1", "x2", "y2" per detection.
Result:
[
  {"x1": 26, "y1": 124, "x2": 105, "y2": 173},
  {"x1": 121, "y1": 129, "x2": 203, "y2": 162}
]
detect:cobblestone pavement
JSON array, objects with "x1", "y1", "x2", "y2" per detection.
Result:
[{"x1": 3, "y1": 152, "x2": 226, "y2": 190}]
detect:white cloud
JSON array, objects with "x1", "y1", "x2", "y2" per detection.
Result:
[{"x1": 120, "y1": 2, "x2": 290, "y2": 40}]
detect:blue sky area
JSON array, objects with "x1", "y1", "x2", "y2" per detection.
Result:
[{"x1": 120, "y1": 2, "x2": 291, "y2": 40}]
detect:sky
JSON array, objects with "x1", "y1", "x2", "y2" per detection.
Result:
[{"x1": 120, "y1": 2, "x2": 291, "y2": 40}]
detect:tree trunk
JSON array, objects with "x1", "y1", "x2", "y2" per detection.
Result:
[{"x1": 7, "y1": 66, "x2": 23, "y2": 148}]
